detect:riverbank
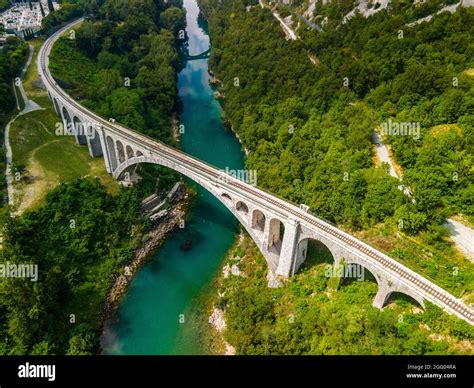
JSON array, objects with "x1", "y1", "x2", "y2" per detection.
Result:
[
  {"x1": 208, "y1": 71, "x2": 250, "y2": 157},
  {"x1": 102, "y1": 0, "x2": 245, "y2": 354},
  {"x1": 98, "y1": 185, "x2": 194, "y2": 349},
  {"x1": 200, "y1": 230, "x2": 257, "y2": 355}
]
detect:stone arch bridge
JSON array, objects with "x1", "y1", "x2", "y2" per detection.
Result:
[{"x1": 38, "y1": 19, "x2": 474, "y2": 325}]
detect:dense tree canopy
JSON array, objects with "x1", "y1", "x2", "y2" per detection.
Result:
[
  {"x1": 200, "y1": 0, "x2": 474, "y2": 232},
  {"x1": 0, "y1": 179, "x2": 144, "y2": 354},
  {"x1": 0, "y1": 37, "x2": 28, "y2": 115},
  {"x1": 198, "y1": 0, "x2": 474, "y2": 354}
]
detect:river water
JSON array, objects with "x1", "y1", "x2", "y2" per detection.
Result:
[{"x1": 102, "y1": 0, "x2": 244, "y2": 355}]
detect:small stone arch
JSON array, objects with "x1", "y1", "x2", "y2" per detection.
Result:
[
  {"x1": 106, "y1": 136, "x2": 118, "y2": 171},
  {"x1": 252, "y1": 209, "x2": 266, "y2": 233},
  {"x1": 295, "y1": 237, "x2": 336, "y2": 273},
  {"x1": 136, "y1": 150, "x2": 143, "y2": 157},
  {"x1": 236, "y1": 201, "x2": 249, "y2": 215},
  {"x1": 221, "y1": 193, "x2": 232, "y2": 204},
  {"x1": 62, "y1": 106, "x2": 73, "y2": 134},
  {"x1": 72, "y1": 116, "x2": 87, "y2": 145},
  {"x1": 86, "y1": 123, "x2": 103, "y2": 157},
  {"x1": 339, "y1": 260, "x2": 380, "y2": 291},
  {"x1": 126, "y1": 145, "x2": 134, "y2": 159},
  {"x1": 267, "y1": 218, "x2": 285, "y2": 254},
  {"x1": 116, "y1": 140, "x2": 126, "y2": 163}
]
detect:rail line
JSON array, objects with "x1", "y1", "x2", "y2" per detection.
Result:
[{"x1": 38, "y1": 19, "x2": 474, "y2": 325}]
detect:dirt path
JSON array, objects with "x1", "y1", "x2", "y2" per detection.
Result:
[{"x1": 5, "y1": 44, "x2": 44, "y2": 208}]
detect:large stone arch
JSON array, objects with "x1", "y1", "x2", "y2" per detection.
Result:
[
  {"x1": 113, "y1": 157, "x2": 281, "y2": 268},
  {"x1": 293, "y1": 225, "x2": 347, "y2": 274},
  {"x1": 294, "y1": 236, "x2": 337, "y2": 274}
]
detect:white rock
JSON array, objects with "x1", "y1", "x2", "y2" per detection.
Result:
[
  {"x1": 225, "y1": 343, "x2": 236, "y2": 355},
  {"x1": 267, "y1": 270, "x2": 283, "y2": 288},
  {"x1": 230, "y1": 264, "x2": 242, "y2": 277},
  {"x1": 209, "y1": 308, "x2": 226, "y2": 332},
  {"x1": 223, "y1": 264, "x2": 230, "y2": 279}
]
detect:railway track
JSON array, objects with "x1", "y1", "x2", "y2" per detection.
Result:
[{"x1": 38, "y1": 19, "x2": 474, "y2": 325}]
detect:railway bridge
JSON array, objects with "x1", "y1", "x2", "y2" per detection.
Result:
[{"x1": 38, "y1": 19, "x2": 474, "y2": 325}]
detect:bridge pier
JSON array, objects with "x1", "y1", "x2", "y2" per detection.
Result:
[
  {"x1": 372, "y1": 279, "x2": 392, "y2": 309},
  {"x1": 372, "y1": 278, "x2": 426, "y2": 310},
  {"x1": 276, "y1": 218, "x2": 300, "y2": 277},
  {"x1": 97, "y1": 127, "x2": 112, "y2": 173}
]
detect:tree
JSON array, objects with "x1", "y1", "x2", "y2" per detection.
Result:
[
  {"x1": 66, "y1": 325, "x2": 97, "y2": 355},
  {"x1": 159, "y1": 6, "x2": 186, "y2": 36}
]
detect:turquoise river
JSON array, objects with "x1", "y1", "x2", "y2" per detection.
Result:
[{"x1": 102, "y1": 0, "x2": 244, "y2": 355}]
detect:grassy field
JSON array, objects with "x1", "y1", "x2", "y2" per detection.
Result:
[{"x1": 8, "y1": 40, "x2": 119, "y2": 213}]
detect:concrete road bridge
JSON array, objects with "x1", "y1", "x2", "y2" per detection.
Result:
[{"x1": 38, "y1": 19, "x2": 474, "y2": 325}]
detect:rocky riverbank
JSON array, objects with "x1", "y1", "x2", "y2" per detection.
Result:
[
  {"x1": 204, "y1": 231, "x2": 249, "y2": 355},
  {"x1": 208, "y1": 307, "x2": 235, "y2": 355},
  {"x1": 98, "y1": 186, "x2": 193, "y2": 346}
]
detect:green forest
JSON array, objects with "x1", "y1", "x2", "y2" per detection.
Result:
[
  {"x1": 0, "y1": 179, "x2": 144, "y2": 355},
  {"x1": 200, "y1": 0, "x2": 473, "y2": 231},
  {"x1": 49, "y1": 0, "x2": 185, "y2": 145}
]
